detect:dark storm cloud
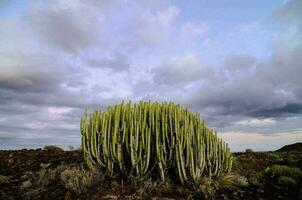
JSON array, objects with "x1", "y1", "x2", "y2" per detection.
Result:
[
  {"x1": 251, "y1": 103, "x2": 302, "y2": 118},
  {"x1": 0, "y1": 52, "x2": 88, "y2": 109},
  {"x1": 185, "y1": 79, "x2": 279, "y2": 116},
  {"x1": 0, "y1": 53, "x2": 65, "y2": 92}
]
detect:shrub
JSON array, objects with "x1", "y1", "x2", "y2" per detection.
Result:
[
  {"x1": 194, "y1": 177, "x2": 217, "y2": 199},
  {"x1": 266, "y1": 152, "x2": 281, "y2": 161},
  {"x1": 245, "y1": 149, "x2": 253, "y2": 153},
  {"x1": 20, "y1": 180, "x2": 32, "y2": 190},
  {"x1": 80, "y1": 101, "x2": 233, "y2": 184},
  {"x1": 35, "y1": 163, "x2": 68, "y2": 189},
  {"x1": 247, "y1": 172, "x2": 262, "y2": 186},
  {"x1": 278, "y1": 176, "x2": 296, "y2": 185},
  {"x1": 264, "y1": 165, "x2": 302, "y2": 181},
  {"x1": 217, "y1": 173, "x2": 236, "y2": 189},
  {"x1": 0, "y1": 175, "x2": 9, "y2": 184},
  {"x1": 21, "y1": 171, "x2": 34, "y2": 181},
  {"x1": 37, "y1": 167, "x2": 56, "y2": 189},
  {"x1": 43, "y1": 145, "x2": 64, "y2": 153},
  {"x1": 60, "y1": 167, "x2": 92, "y2": 195},
  {"x1": 68, "y1": 146, "x2": 75, "y2": 151},
  {"x1": 235, "y1": 176, "x2": 249, "y2": 187},
  {"x1": 218, "y1": 173, "x2": 249, "y2": 189}
]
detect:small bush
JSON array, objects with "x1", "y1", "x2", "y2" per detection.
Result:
[
  {"x1": 60, "y1": 167, "x2": 92, "y2": 195},
  {"x1": 245, "y1": 149, "x2": 253, "y2": 153},
  {"x1": 134, "y1": 178, "x2": 174, "y2": 199},
  {"x1": 235, "y1": 176, "x2": 249, "y2": 187},
  {"x1": 37, "y1": 167, "x2": 56, "y2": 189},
  {"x1": 247, "y1": 172, "x2": 262, "y2": 186},
  {"x1": 68, "y1": 146, "x2": 75, "y2": 151},
  {"x1": 278, "y1": 176, "x2": 296, "y2": 186},
  {"x1": 0, "y1": 175, "x2": 9, "y2": 184},
  {"x1": 43, "y1": 145, "x2": 64, "y2": 153},
  {"x1": 266, "y1": 153, "x2": 281, "y2": 161},
  {"x1": 20, "y1": 180, "x2": 32, "y2": 190},
  {"x1": 265, "y1": 165, "x2": 302, "y2": 181},
  {"x1": 217, "y1": 173, "x2": 236, "y2": 189},
  {"x1": 194, "y1": 177, "x2": 217, "y2": 199},
  {"x1": 135, "y1": 179, "x2": 154, "y2": 198},
  {"x1": 36, "y1": 163, "x2": 68, "y2": 189},
  {"x1": 21, "y1": 171, "x2": 34, "y2": 181},
  {"x1": 218, "y1": 173, "x2": 249, "y2": 189}
]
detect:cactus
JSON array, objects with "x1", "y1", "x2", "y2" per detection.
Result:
[{"x1": 80, "y1": 101, "x2": 233, "y2": 184}]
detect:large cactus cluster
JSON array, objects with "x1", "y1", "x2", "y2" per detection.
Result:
[{"x1": 80, "y1": 101, "x2": 232, "y2": 184}]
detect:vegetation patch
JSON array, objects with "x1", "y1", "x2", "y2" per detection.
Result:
[
  {"x1": 0, "y1": 174, "x2": 10, "y2": 184},
  {"x1": 81, "y1": 101, "x2": 233, "y2": 184},
  {"x1": 60, "y1": 166, "x2": 93, "y2": 195},
  {"x1": 43, "y1": 145, "x2": 64, "y2": 153},
  {"x1": 1, "y1": 149, "x2": 302, "y2": 199},
  {"x1": 264, "y1": 164, "x2": 302, "y2": 181}
]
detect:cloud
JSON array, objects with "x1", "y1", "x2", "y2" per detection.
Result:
[
  {"x1": 26, "y1": 0, "x2": 106, "y2": 54},
  {"x1": 179, "y1": 22, "x2": 209, "y2": 46},
  {"x1": 0, "y1": 53, "x2": 65, "y2": 92},
  {"x1": 224, "y1": 54, "x2": 256, "y2": 70},
  {"x1": 153, "y1": 54, "x2": 212, "y2": 85},
  {"x1": 0, "y1": 0, "x2": 301, "y2": 150},
  {"x1": 127, "y1": 6, "x2": 180, "y2": 48},
  {"x1": 271, "y1": 0, "x2": 302, "y2": 29},
  {"x1": 185, "y1": 78, "x2": 284, "y2": 117},
  {"x1": 85, "y1": 51, "x2": 130, "y2": 70},
  {"x1": 181, "y1": 0, "x2": 302, "y2": 130},
  {"x1": 235, "y1": 118, "x2": 276, "y2": 127}
]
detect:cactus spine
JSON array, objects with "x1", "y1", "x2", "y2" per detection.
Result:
[{"x1": 80, "y1": 101, "x2": 233, "y2": 184}]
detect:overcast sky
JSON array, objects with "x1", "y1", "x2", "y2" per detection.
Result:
[{"x1": 0, "y1": 0, "x2": 301, "y2": 151}]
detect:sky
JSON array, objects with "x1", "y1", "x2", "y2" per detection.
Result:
[{"x1": 0, "y1": 0, "x2": 301, "y2": 151}]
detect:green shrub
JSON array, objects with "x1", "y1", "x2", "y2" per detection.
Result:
[
  {"x1": 245, "y1": 149, "x2": 253, "y2": 153},
  {"x1": 37, "y1": 167, "x2": 56, "y2": 189},
  {"x1": 266, "y1": 153, "x2": 281, "y2": 161},
  {"x1": 60, "y1": 167, "x2": 92, "y2": 195},
  {"x1": 35, "y1": 163, "x2": 69, "y2": 190},
  {"x1": 0, "y1": 175, "x2": 9, "y2": 184},
  {"x1": 218, "y1": 173, "x2": 249, "y2": 189},
  {"x1": 43, "y1": 145, "x2": 64, "y2": 153},
  {"x1": 194, "y1": 177, "x2": 217, "y2": 199},
  {"x1": 235, "y1": 176, "x2": 249, "y2": 187},
  {"x1": 68, "y1": 146, "x2": 75, "y2": 151},
  {"x1": 217, "y1": 173, "x2": 236, "y2": 189},
  {"x1": 21, "y1": 171, "x2": 34, "y2": 181},
  {"x1": 20, "y1": 180, "x2": 32, "y2": 190},
  {"x1": 81, "y1": 101, "x2": 233, "y2": 185},
  {"x1": 135, "y1": 178, "x2": 156, "y2": 198},
  {"x1": 264, "y1": 165, "x2": 302, "y2": 181},
  {"x1": 278, "y1": 176, "x2": 296, "y2": 185},
  {"x1": 247, "y1": 172, "x2": 262, "y2": 186}
]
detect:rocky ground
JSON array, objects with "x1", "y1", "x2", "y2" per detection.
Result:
[{"x1": 0, "y1": 146, "x2": 301, "y2": 200}]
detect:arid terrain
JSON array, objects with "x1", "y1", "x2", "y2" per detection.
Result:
[{"x1": 0, "y1": 144, "x2": 301, "y2": 200}]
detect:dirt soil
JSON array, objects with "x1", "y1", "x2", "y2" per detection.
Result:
[{"x1": 0, "y1": 149, "x2": 301, "y2": 200}]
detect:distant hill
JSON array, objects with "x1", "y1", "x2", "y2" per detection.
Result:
[{"x1": 276, "y1": 142, "x2": 302, "y2": 152}]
